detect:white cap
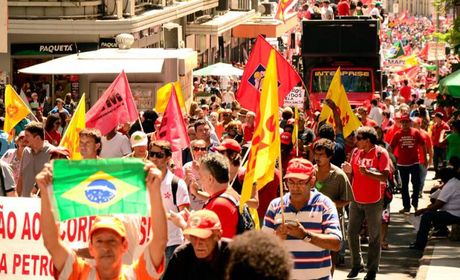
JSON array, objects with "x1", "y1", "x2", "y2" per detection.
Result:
[{"x1": 130, "y1": 131, "x2": 147, "y2": 147}]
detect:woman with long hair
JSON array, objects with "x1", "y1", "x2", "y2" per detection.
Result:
[{"x1": 44, "y1": 114, "x2": 62, "y2": 146}]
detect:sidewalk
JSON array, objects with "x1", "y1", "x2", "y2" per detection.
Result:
[{"x1": 415, "y1": 232, "x2": 460, "y2": 280}]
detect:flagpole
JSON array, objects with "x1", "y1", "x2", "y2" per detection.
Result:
[
  {"x1": 137, "y1": 114, "x2": 144, "y2": 132},
  {"x1": 228, "y1": 142, "x2": 251, "y2": 187},
  {"x1": 277, "y1": 148, "x2": 285, "y2": 224}
]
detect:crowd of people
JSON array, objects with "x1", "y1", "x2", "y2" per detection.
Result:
[{"x1": 1, "y1": 2, "x2": 460, "y2": 280}]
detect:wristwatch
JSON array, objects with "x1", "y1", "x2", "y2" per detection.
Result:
[{"x1": 303, "y1": 231, "x2": 312, "y2": 242}]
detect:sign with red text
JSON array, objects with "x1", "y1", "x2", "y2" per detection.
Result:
[{"x1": 0, "y1": 197, "x2": 152, "y2": 279}]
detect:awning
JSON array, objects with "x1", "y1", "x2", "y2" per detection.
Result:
[
  {"x1": 232, "y1": 13, "x2": 299, "y2": 38},
  {"x1": 18, "y1": 48, "x2": 177, "y2": 74},
  {"x1": 186, "y1": 10, "x2": 256, "y2": 35},
  {"x1": 193, "y1": 62, "x2": 243, "y2": 76}
]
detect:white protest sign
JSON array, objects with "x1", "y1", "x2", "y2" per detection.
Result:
[
  {"x1": 0, "y1": 197, "x2": 151, "y2": 279},
  {"x1": 283, "y1": 87, "x2": 305, "y2": 109}
]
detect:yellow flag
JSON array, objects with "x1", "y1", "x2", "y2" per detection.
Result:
[
  {"x1": 4, "y1": 85, "x2": 32, "y2": 141},
  {"x1": 318, "y1": 68, "x2": 361, "y2": 138},
  {"x1": 155, "y1": 81, "x2": 185, "y2": 113},
  {"x1": 240, "y1": 49, "x2": 280, "y2": 212},
  {"x1": 60, "y1": 94, "x2": 86, "y2": 159}
]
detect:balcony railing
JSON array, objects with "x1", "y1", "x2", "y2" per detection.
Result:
[{"x1": 8, "y1": 0, "x2": 178, "y2": 20}]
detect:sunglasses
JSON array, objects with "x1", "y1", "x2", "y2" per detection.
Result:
[
  {"x1": 149, "y1": 151, "x2": 165, "y2": 158},
  {"x1": 193, "y1": 147, "x2": 207, "y2": 152}
]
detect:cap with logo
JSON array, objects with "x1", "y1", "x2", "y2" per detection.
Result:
[
  {"x1": 183, "y1": 210, "x2": 222, "y2": 239},
  {"x1": 130, "y1": 131, "x2": 148, "y2": 147},
  {"x1": 280, "y1": 132, "x2": 292, "y2": 145}
]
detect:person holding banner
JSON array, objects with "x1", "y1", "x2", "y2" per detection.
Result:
[{"x1": 36, "y1": 162, "x2": 168, "y2": 280}]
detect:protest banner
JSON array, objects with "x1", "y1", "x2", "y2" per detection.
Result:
[
  {"x1": 0, "y1": 197, "x2": 151, "y2": 279},
  {"x1": 283, "y1": 87, "x2": 305, "y2": 109}
]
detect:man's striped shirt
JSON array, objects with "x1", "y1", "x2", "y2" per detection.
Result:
[{"x1": 262, "y1": 189, "x2": 342, "y2": 280}]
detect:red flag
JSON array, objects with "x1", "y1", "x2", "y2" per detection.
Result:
[
  {"x1": 418, "y1": 43, "x2": 428, "y2": 60},
  {"x1": 236, "y1": 35, "x2": 301, "y2": 114},
  {"x1": 86, "y1": 71, "x2": 138, "y2": 135},
  {"x1": 158, "y1": 86, "x2": 190, "y2": 177}
]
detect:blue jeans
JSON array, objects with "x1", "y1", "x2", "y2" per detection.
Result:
[
  {"x1": 433, "y1": 146, "x2": 446, "y2": 175},
  {"x1": 398, "y1": 164, "x2": 421, "y2": 210},
  {"x1": 414, "y1": 211, "x2": 460, "y2": 249}
]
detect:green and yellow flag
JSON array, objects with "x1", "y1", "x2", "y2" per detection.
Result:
[{"x1": 52, "y1": 158, "x2": 147, "y2": 221}]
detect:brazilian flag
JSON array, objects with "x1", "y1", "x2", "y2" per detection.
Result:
[{"x1": 52, "y1": 158, "x2": 148, "y2": 221}]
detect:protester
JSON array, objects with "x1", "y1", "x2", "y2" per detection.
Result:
[
  {"x1": 79, "y1": 128, "x2": 102, "y2": 159},
  {"x1": 44, "y1": 114, "x2": 62, "y2": 146},
  {"x1": 148, "y1": 140, "x2": 190, "y2": 263},
  {"x1": 199, "y1": 153, "x2": 240, "y2": 239},
  {"x1": 225, "y1": 230, "x2": 292, "y2": 280},
  {"x1": 342, "y1": 126, "x2": 391, "y2": 280},
  {"x1": 0, "y1": 117, "x2": 15, "y2": 157},
  {"x1": 2, "y1": 131, "x2": 26, "y2": 184},
  {"x1": 48, "y1": 98, "x2": 71, "y2": 117},
  {"x1": 0, "y1": 160, "x2": 17, "y2": 197},
  {"x1": 37, "y1": 162, "x2": 168, "y2": 279},
  {"x1": 163, "y1": 209, "x2": 230, "y2": 280},
  {"x1": 389, "y1": 114, "x2": 427, "y2": 213},
  {"x1": 431, "y1": 112, "x2": 450, "y2": 177},
  {"x1": 100, "y1": 127, "x2": 132, "y2": 158},
  {"x1": 125, "y1": 131, "x2": 149, "y2": 160},
  {"x1": 263, "y1": 158, "x2": 341, "y2": 279},
  {"x1": 17, "y1": 121, "x2": 53, "y2": 197}
]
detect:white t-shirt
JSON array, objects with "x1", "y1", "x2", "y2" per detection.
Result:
[
  {"x1": 100, "y1": 132, "x2": 132, "y2": 158},
  {"x1": 438, "y1": 178, "x2": 460, "y2": 217},
  {"x1": 161, "y1": 170, "x2": 190, "y2": 246},
  {"x1": 369, "y1": 106, "x2": 383, "y2": 126}
]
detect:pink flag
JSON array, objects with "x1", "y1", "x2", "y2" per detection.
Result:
[
  {"x1": 158, "y1": 86, "x2": 190, "y2": 177},
  {"x1": 86, "y1": 71, "x2": 138, "y2": 135}
]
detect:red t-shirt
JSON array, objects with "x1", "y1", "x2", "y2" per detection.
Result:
[
  {"x1": 362, "y1": 118, "x2": 378, "y2": 128},
  {"x1": 242, "y1": 123, "x2": 254, "y2": 143},
  {"x1": 204, "y1": 189, "x2": 238, "y2": 238},
  {"x1": 337, "y1": 1, "x2": 350, "y2": 15},
  {"x1": 418, "y1": 129, "x2": 431, "y2": 165},
  {"x1": 390, "y1": 128, "x2": 424, "y2": 166},
  {"x1": 350, "y1": 146, "x2": 391, "y2": 204},
  {"x1": 431, "y1": 121, "x2": 450, "y2": 147},
  {"x1": 400, "y1": 85, "x2": 412, "y2": 102},
  {"x1": 257, "y1": 169, "x2": 280, "y2": 221},
  {"x1": 45, "y1": 130, "x2": 61, "y2": 146}
]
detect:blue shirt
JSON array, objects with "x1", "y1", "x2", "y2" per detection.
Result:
[{"x1": 0, "y1": 131, "x2": 15, "y2": 157}]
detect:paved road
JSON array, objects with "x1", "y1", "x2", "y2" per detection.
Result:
[{"x1": 333, "y1": 171, "x2": 437, "y2": 279}]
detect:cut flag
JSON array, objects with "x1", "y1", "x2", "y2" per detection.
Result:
[
  {"x1": 4, "y1": 85, "x2": 33, "y2": 141},
  {"x1": 86, "y1": 70, "x2": 139, "y2": 135},
  {"x1": 51, "y1": 158, "x2": 147, "y2": 221},
  {"x1": 158, "y1": 86, "x2": 190, "y2": 177},
  {"x1": 240, "y1": 49, "x2": 281, "y2": 212},
  {"x1": 236, "y1": 35, "x2": 301, "y2": 114},
  {"x1": 60, "y1": 94, "x2": 86, "y2": 159},
  {"x1": 319, "y1": 68, "x2": 361, "y2": 138},
  {"x1": 155, "y1": 81, "x2": 186, "y2": 113},
  {"x1": 275, "y1": 0, "x2": 297, "y2": 22}
]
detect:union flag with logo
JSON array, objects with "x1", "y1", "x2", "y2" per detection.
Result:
[
  {"x1": 236, "y1": 35, "x2": 301, "y2": 114},
  {"x1": 51, "y1": 159, "x2": 148, "y2": 221}
]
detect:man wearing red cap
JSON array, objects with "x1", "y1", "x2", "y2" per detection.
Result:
[
  {"x1": 342, "y1": 126, "x2": 391, "y2": 280},
  {"x1": 263, "y1": 158, "x2": 342, "y2": 280},
  {"x1": 163, "y1": 209, "x2": 230, "y2": 280},
  {"x1": 37, "y1": 162, "x2": 168, "y2": 279},
  {"x1": 389, "y1": 114, "x2": 427, "y2": 213}
]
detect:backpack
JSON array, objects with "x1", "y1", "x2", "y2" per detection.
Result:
[
  {"x1": 376, "y1": 146, "x2": 397, "y2": 207},
  {"x1": 218, "y1": 192, "x2": 255, "y2": 234}
]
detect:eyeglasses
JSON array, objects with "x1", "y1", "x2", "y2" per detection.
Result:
[
  {"x1": 286, "y1": 179, "x2": 310, "y2": 187},
  {"x1": 193, "y1": 147, "x2": 207, "y2": 152},
  {"x1": 149, "y1": 151, "x2": 165, "y2": 158}
]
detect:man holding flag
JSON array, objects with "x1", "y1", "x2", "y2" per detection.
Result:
[{"x1": 37, "y1": 161, "x2": 168, "y2": 279}]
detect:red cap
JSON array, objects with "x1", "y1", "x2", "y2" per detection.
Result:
[
  {"x1": 280, "y1": 132, "x2": 292, "y2": 145},
  {"x1": 400, "y1": 114, "x2": 411, "y2": 121},
  {"x1": 284, "y1": 158, "x2": 315, "y2": 180},
  {"x1": 183, "y1": 210, "x2": 222, "y2": 239},
  {"x1": 215, "y1": 138, "x2": 241, "y2": 153}
]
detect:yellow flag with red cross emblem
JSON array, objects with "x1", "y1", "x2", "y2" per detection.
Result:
[
  {"x1": 319, "y1": 68, "x2": 361, "y2": 138},
  {"x1": 60, "y1": 94, "x2": 86, "y2": 159},
  {"x1": 4, "y1": 85, "x2": 33, "y2": 142}
]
